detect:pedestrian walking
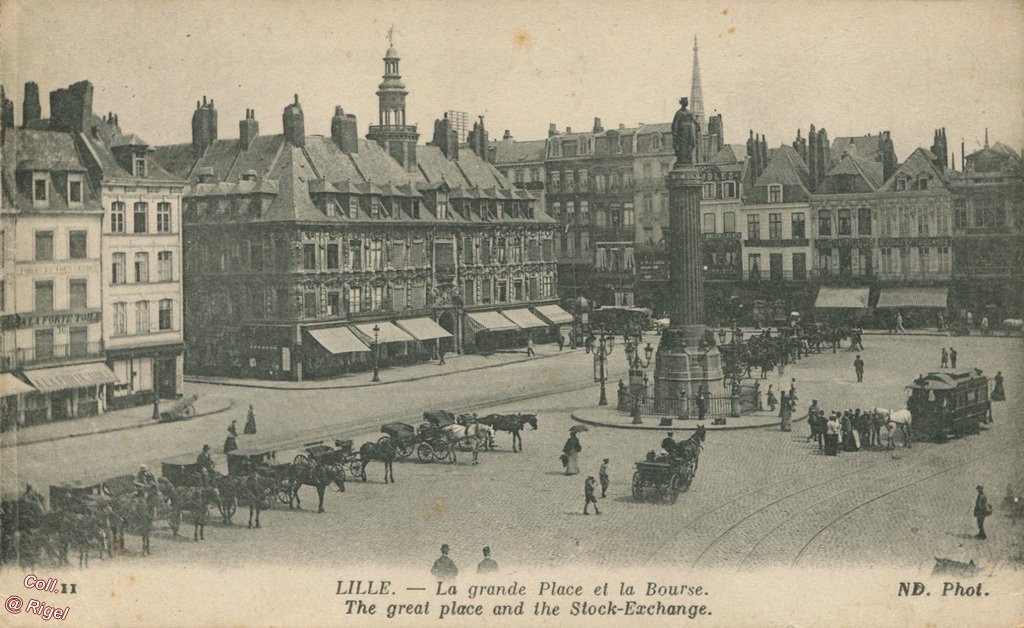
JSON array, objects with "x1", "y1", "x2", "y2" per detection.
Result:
[
  {"x1": 557, "y1": 334, "x2": 565, "y2": 351},
  {"x1": 854, "y1": 354, "x2": 865, "y2": 383},
  {"x1": 981, "y1": 315, "x2": 989, "y2": 336},
  {"x1": 966, "y1": 311, "x2": 973, "y2": 328},
  {"x1": 228, "y1": 419, "x2": 238, "y2": 438},
  {"x1": 696, "y1": 386, "x2": 707, "y2": 422},
  {"x1": 244, "y1": 405, "x2": 257, "y2": 434},
  {"x1": 780, "y1": 394, "x2": 792, "y2": 432},
  {"x1": 949, "y1": 347, "x2": 957, "y2": 369},
  {"x1": 438, "y1": 346, "x2": 446, "y2": 365},
  {"x1": 583, "y1": 475, "x2": 601, "y2": 515},
  {"x1": 973, "y1": 485, "x2": 991, "y2": 540},
  {"x1": 789, "y1": 378, "x2": 798, "y2": 403},
  {"x1": 991, "y1": 371, "x2": 1005, "y2": 402},
  {"x1": 896, "y1": 311, "x2": 906, "y2": 334},
  {"x1": 766, "y1": 385, "x2": 777, "y2": 412},
  {"x1": 526, "y1": 337, "x2": 536, "y2": 358},
  {"x1": 754, "y1": 381, "x2": 762, "y2": 411},
  {"x1": 476, "y1": 547, "x2": 499, "y2": 574},
  {"x1": 824, "y1": 415, "x2": 840, "y2": 456},
  {"x1": 562, "y1": 431, "x2": 582, "y2": 475},
  {"x1": 599, "y1": 458, "x2": 610, "y2": 497},
  {"x1": 806, "y1": 400, "x2": 819, "y2": 442},
  {"x1": 937, "y1": 312, "x2": 945, "y2": 331},
  {"x1": 431, "y1": 544, "x2": 459, "y2": 580},
  {"x1": 941, "y1": 347, "x2": 948, "y2": 368},
  {"x1": 778, "y1": 390, "x2": 788, "y2": 419}
]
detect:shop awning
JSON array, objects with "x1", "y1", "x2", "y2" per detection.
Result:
[
  {"x1": 534, "y1": 304, "x2": 574, "y2": 325},
  {"x1": 352, "y1": 321, "x2": 415, "y2": 344},
  {"x1": 814, "y1": 287, "x2": 870, "y2": 309},
  {"x1": 308, "y1": 327, "x2": 371, "y2": 354},
  {"x1": 395, "y1": 317, "x2": 452, "y2": 341},
  {"x1": 0, "y1": 372, "x2": 36, "y2": 395},
  {"x1": 24, "y1": 362, "x2": 118, "y2": 393},
  {"x1": 876, "y1": 287, "x2": 949, "y2": 309},
  {"x1": 466, "y1": 311, "x2": 519, "y2": 333},
  {"x1": 501, "y1": 308, "x2": 548, "y2": 329}
]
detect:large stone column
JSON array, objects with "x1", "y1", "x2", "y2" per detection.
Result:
[{"x1": 653, "y1": 164, "x2": 723, "y2": 409}]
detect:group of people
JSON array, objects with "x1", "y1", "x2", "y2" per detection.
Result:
[
  {"x1": 764, "y1": 379, "x2": 799, "y2": 431},
  {"x1": 940, "y1": 347, "x2": 959, "y2": 369},
  {"x1": 223, "y1": 405, "x2": 258, "y2": 454},
  {"x1": 806, "y1": 403, "x2": 885, "y2": 455},
  {"x1": 430, "y1": 544, "x2": 499, "y2": 580},
  {"x1": 560, "y1": 430, "x2": 610, "y2": 515}
]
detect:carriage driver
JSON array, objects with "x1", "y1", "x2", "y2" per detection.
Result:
[
  {"x1": 197, "y1": 444, "x2": 216, "y2": 475},
  {"x1": 661, "y1": 432, "x2": 677, "y2": 456},
  {"x1": 134, "y1": 464, "x2": 157, "y2": 492}
]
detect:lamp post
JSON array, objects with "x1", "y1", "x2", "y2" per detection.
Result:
[
  {"x1": 628, "y1": 341, "x2": 654, "y2": 424},
  {"x1": 371, "y1": 323, "x2": 381, "y2": 382},
  {"x1": 592, "y1": 329, "x2": 615, "y2": 405}
]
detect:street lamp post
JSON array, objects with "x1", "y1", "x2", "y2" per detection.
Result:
[
  {"x1": 592, "y1": 330, "x2": 615, "y2": 406},
  {"x1": 371, "y1": 323, "x2": 381, "y2": 382},
  {"x1": 628, "y1": 341, "x2": 654, "y2": 424}
]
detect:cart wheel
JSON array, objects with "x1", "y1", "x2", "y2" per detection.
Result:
[
  {"x1": 294, "y1": 454, "x2": 312, "y2": 466},
  {"x1": 181, "y1": 404, "x2": 196, "y2": 418},
  {"x1": 277, "y1": 487, "x2": 292, "y2": 504},
  {"x1": 349, "y1": 459, "x2": 364, "y2": 477},
  {"x1": 417, "y1": 443, "x2": 434, "y2": 462},
  {"x1": 631, "y1": 471, "x2": 643, "y2": 500},
  {"x1": 433, "y1": 444, "x2": 450, "y2": 460},
  {"x1": 377, "y1": 435, "x2": 392, "y2": 448},
  {"x1": 667, "y1": 474, "x2": 681, "y2": 504},
  {"x1": 396, "y1": 442, "x2": 414, "y2": 458}
]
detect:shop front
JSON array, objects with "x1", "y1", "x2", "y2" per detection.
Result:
[
  {"x1": 464, "y1": 310, "x2": 519, "y2": 353},
  {"x1": 813, "y1": 287, "x2": 872, "y2": 324},
  {"x1": 500, "y1": 308, "x2": 549, "y2": 344},
  {"x1": 875, "y1": 286, "x2": 949, "y2": 329},
  {"x1": 0, "y1": 372, "x2": 37, "y2": 431},
  {"x1": 533, "y1": 303, "x2": 574, "y2": 342},
  {"x1": 351, "y1": 321, "x2": 416, "y2": 367},
  {"x1": 395, "y1": 317, "x2": 453, "y2": 358},
  {"x1": 21, "y1": 361, "x2": 118, "y2": 425},
  {"x1": 303, "y1": 325, "x2": 371, "y2": 378},
  {"x1": 106, "y1": 344, "x2": 185, "y2": 411}
]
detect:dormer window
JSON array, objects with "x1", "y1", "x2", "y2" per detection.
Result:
[
  {"x1": 651, "y1": 134, "x2": 662, "y2": 151},
  {"x1": 325, "y1": 200, "x2": 338, "y2": 217},
  {"x1": 437, "y1": 194, "x2": 448, "y2": 220},
  {"x1": 32, "y1": 173, "x2": 48, "y2": 205},
  {"x1": 917, "y1": 176, "x2": 929, "y2": 190},
  {"x1": 67, "y1": 174, "x2": 83, "y2": 206},
  {"x1": 241, "y1": 171, "x2": 257, "y2": 182},
  {"x1": 134, "y1": 157, "x2": 146, "y2": 177},
  {"x1": 348, "y1": 197, "x2": 359, "y2": 218},
  {"x1": 895, "y1": 176, "x2": 907, "y2": 191},
  {"x1": 768, "y1": 183, "x2": 783, "y2": 203}
]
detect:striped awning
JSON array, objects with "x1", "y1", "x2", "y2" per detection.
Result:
[
  {"x1": 466, "y1": 311, "x2": 519, "y2": 333},
  {"x1": 814, "y1": 287, "x2": 870, "y2": 309},
  {"x1": 534, "y1": 304, "x2": 574, "y2": 325},
  {"x1": 352, "y1": 321, "x2": 415, "y2": 344},
  {"x1": 395, "y1": 317, "x2": 452, "y2": 341},
  {"x1": 308, "y1": 326, "x2": 371, "y2": 354},
  {"x1": 500, "y1": 308, "x2": 548, "y2": 329},
  {"x1": 0, "y1": 372, "x2": 36, "y2": 395},
  {"x1": 24, "y1": 362, "x2": 118, "y2": 393},
  {"x1": 876, "y1": 287, "x2": 948, "y2": 309}
]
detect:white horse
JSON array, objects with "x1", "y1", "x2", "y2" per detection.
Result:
[
  {"x1": 874, "y1": 408, "x2": 913, "y2": 449},
  {"x1": 441, "y1": 423, "x2": 494, "y2": 464}
]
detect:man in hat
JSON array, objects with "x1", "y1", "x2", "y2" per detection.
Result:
[
  {"x1": 599, "y1": 458, "x2": 610, "y2": 498},
  {"x1": 476, "y1": 547, "x2": 499, "y2": 574},
  {"x1": 584, "y1": 475, "x2": 601, "y2": 515},
  {"x1": 661, "y1": 432, "x2": 677, "y2": 456},
  {"x1": 974, "y1": 485, "x2": 991, "y2": 540},
  {"x1": 197, "y1": 444, "x2": 215, "y2": 474},
  {"x1": 941, "y1": 347, "x2": 948, "y2": 368},
  {"x1": 949, "y1": 347, "x2": 957, "y2": 368},
  {"x1": 134, "y1": 464, "x2": 156, "y2": 494},
  {"x1": 431, "y1": 544, "x2": 459, "y2": 580},
  {"x1": 854, "y1": 354, "x2": 865, "y2": 383}
]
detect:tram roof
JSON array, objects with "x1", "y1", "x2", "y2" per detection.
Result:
[{"x1": 907, "y1": 368, "x2": 986, "y2": 390}]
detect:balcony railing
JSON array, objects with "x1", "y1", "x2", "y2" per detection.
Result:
[{"x1": 7, "y1": 341, "x2": 105, "y2": 367}]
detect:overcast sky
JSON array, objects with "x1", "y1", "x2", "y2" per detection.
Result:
[{"x1": 3, "y1": 0, "x2": 1022, "y2": 160}]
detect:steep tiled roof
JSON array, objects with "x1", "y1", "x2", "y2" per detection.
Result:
[
  {"x1": 826, "y1": 154, "x2": 884, "y2": 190},
  {"x1": 1, "y1": 128, "x2": 100, "y2": 212},
  {"x1": 708, "y1": 144, "x2": 746, "y2": 165},
  {"x1": 878, "y1": 147, "x2": 946, "y2": 191},
  {"x1": 830, "y1": 135, "x2": 885, "y2": 165},
  {"x1": 754, "y1": 144, "x2": 810, "y2": 190},
  {"x1": 491, "y1": 139, "x2": 545, "y2": 164},
  {"x1": 150, "y1": 143, "x2": 197, "y2": 179}
]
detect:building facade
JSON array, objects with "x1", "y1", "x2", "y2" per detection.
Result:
[
  {"x1": 1, "y1": 83, "x2": 115, "y2": 428},
  {"x1": 76, "y1": 105, "x2": 186, "y2": 411},
  {"x1": 154, "y1": 45, "x2": 560, "y2": 381}
]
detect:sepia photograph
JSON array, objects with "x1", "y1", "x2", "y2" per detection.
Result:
[{"x1": 0, "y1": 0, "x2": 1022, "y2": 625}]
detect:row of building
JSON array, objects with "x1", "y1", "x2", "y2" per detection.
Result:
[
  {"x1": 1, "y1": 43, "x2": 568, "y2": 429},
  {"x1": 489, "y1": 39, "x2": 1024, "y2": 327}
]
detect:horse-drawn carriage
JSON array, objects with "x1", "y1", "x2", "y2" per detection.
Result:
[
  {"x1": 156, "y1": 394, "x2": 200, "y2": 423},
  {"x1": 906, "y1": 368, "x2": 990, "y2": 442},
  {"x1": 632, "y1": 426, "x2": 705, "y2": 504}
]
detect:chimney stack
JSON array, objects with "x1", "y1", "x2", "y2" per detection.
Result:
[
  {"x1": 466, "y1": 115, "x2": 489, "y2": 160},
  {"x1": 566, "y1": 126, "x2": 572, "y2": 134},
  {"x1": 592, "y1": 117, "x2": 603, "y2": 133},
  {"x1": 239, "y1": 108, "x2": 259, "y2": 150},
  {"x1": 49, "y1": 81, "x2": 94, "y2": 134},
  {"x1": 330, "y1": 106, "x2": 359, "y2": 153},
  {"x1": 191, "y1": 96, "x2": 218, "y2": 157},
  {"x1": 880, "y1": 130, "x2": 895, "y2": 182},
  {"x1": 282, "y1": 94, "x2": 305, "y2": 147},
  {"x1": 22, "y1": 82, "x2": 41, "y2": 127},
  {"x1": 548, "y1": 123, "x2": 558, "y2": 137},
  {"x1": 503, "y1": 129, "x2": 512, "y2": 140},
  {"x1": 432, "y1": 113, "x2": 459, "y2": 159}
]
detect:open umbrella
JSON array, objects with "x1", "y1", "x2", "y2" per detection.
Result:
[{"x1": 569, "y1": 425, "x2": 590, "y2": 433}]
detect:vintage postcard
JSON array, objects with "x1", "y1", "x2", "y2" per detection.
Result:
[{"x1": 1, "y1": 0, "x2": 1022, "y2": 625}]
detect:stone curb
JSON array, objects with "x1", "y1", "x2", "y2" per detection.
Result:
[
  {"x1": 0, "y1": 397, "x2": 238, "y2": 449},
  {"x1": 570, "y1": 411, "x2": 808, "y2": 432},
  {"x1": 184, "y1": 348, "x2": 578, "y2": 390}
]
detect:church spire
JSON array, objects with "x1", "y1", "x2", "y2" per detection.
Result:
[{"x1": 689, "y1": 35, "x2": 705, "y2": 131}]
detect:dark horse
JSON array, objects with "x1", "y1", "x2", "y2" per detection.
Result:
[
  {"x1": 475, "y1": 413, "x2": 538, "y2": 452},
  {"x1": 167, "y1": 485, "x2": 219, "y2": 542},
  {"x1": 111, "y1": 492, "x2": 155, "y2": 556},
  {"x1": 283, "y1": 461, "x2": 346, "y2": 513},
  {"x1": 671, "y1": 424, "x2": 707, "y2": 473},
  {"x1": 358, "y1": 440, "x2": 396, "y2": 484},
  {"x1": 243, "y1": 471, "x2": 276, "y2": 528}
]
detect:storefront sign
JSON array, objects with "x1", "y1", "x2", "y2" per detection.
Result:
[
  {"x1": 699, "y1": 165, "x2": 741, "y2": 182},
  {"x1": 814, "y1": 238, "x2": 875, "y2": 249},
  {"x1": 1, "y1": 311, "x2": 102, "y2": 330},
  {"x1": 17, "y1": 262, "x2": 96, "y2": 276}
]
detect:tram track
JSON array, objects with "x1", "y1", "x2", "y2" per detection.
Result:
[{"x1": 682, "y1": 427, "x2": 1014, "y2": 569}]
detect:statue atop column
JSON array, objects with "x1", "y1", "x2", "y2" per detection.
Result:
[{"x1": 671, "y1": 97, "x2": 701, "y2": 166}]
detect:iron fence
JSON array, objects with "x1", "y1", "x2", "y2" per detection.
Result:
[{"x1": 617, "y1": 388, "x2": 739, "y2": 419}]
